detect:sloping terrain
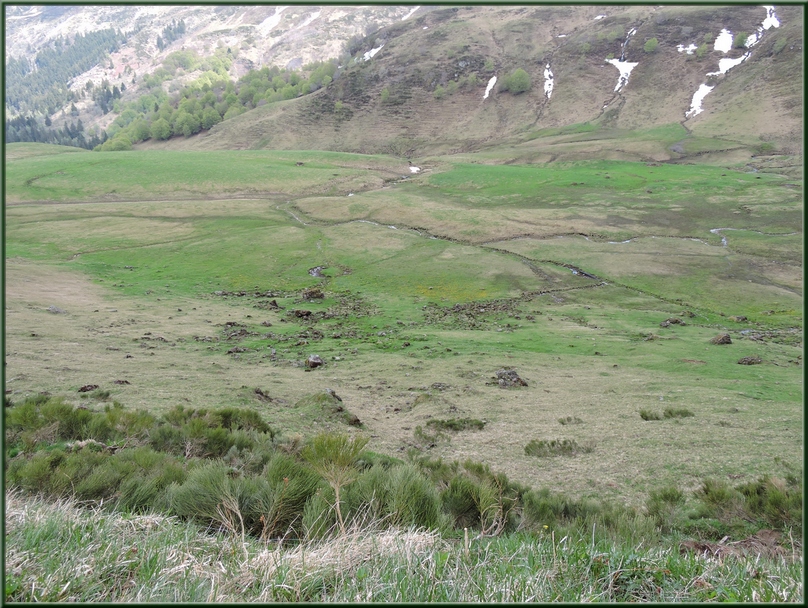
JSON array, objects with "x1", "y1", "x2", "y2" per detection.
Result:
[{"x1": 146, "y1": 4, "x2": 802, "y2": 159}]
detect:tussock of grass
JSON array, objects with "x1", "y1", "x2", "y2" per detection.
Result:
[
  {"x1": 640, "y1": 409, "x2": 663, "y2": 421},
  {"x1": 663, "y1": 407, "x2": 695, "y2": 419},
  {"x1": 524, "y1": 438, "x2": 594, "y2": 457},
  {"x1": 426, "y1": 417, "x2": 486, "y2": 432}
]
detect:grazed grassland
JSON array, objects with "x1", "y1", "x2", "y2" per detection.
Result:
[{"x1": 4, "y1": 143, "x2": 802, "y2": 505}]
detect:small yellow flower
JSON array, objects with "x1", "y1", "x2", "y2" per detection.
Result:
[{"x1": 543, "y1": 525, "x2": 549, "y2": 529}]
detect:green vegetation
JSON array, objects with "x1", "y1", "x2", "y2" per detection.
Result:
[
  {"x1": 5, "y1": 29, "x2": 123, "y2": 117},
  {"x1": 643, "y1": 37, "x2": 659, "y2": 53},
  {"x1": 733, "y1": 32, "x2": 750, "y2": 49},
  {"x1": 5, "y1": 396, "x2": 802, "y2": 601},
  {"x1": 501, "y1": 68, "x2": 531, "y2": 94},
  {"x1": 524, "y1": 439, "x2": 594, "y2": 457}
]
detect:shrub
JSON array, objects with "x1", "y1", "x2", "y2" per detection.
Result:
[
  {"x1": 302, "y1": 433, "x2": 369, "y2": 534},
  {"x1": 558, "y1": 416, "x2": 583, "y2": 425},
  {"x1": 433, "y1": 85, "x2": 445, "y2": 99},
  {"x1": 166, "y1": 461, "x2": 237, "y2": 530},
  {"x1": 100, "y1": 135, "x2": 133, "y2": 151},
  {"x1": 502, "y1": 68, "x2": 531, "y2": 94},
  {"x1": 216, "y1": 407, "x2": 273, "y2": 434},
  {"x1": 773, "y1": 37, "x2": 788, "y2": 54},
  {"x1": 524, "y1": 438, "x2": 593, "y2": 457},
  {"x1": 646, "y1": 485, "x2": 686, "y2": 532},
  {"x1": 302, "y1": 488, "x2": 337, "y2": 540},
  {"x1": 386, "y1": 464, "x2": 441, "y2": 529},
  {"x1": 257, "y1": 453, "x2": 321, "y2": 538},
  {"x1": 639, "y1": 409, "x2": 662, "y2": 421},
  {"x1": 695, "y1": 43, "x2": 708, "y2": 59},
  {"x1": 733, "y1": 32, "x2": 749, "y2": 48},
  {"x1": 426, "y1": 418, "x2": 485, "y2": 432},
  {"x1": 643, "y1": 38, "x2": 659, "y2": 53},
  {"x1": 663, "y1": 407, "x2": 694, "y2": 419}
]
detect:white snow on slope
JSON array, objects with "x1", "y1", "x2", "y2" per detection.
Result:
[
  {"x1": 707, "y1": 54, "x2": 749, "y2": 75},
  {"x1": 594, "y1": 15, "x2": 606, "y2": 21},
  {"x1": 677, "y1": 43, "x2": 698, "y2": 54},
  {"x1": 409, "y1": 166, "x2": 421, "y2": 174},
  {"x1": 746, "y1": 5, "x2": 781, "y2": 47},
  {"x1": 402, "y1": 6, "x2": 420, "y2": 21},
  {"x1": 685, "y1": 83, "x2": 714, "y2": 118},
  {"x1": 257, "y1": 6, "x2": 289, "y2": 35},
  {"x1": 605, "y1": 58, "x2": 638, "y2": 92},
  {"x1": 363, "y1": 43, "x2": 384, "y2": 61},
  {"x1": 763, "y1": 5, "x2": 780, "y2": 29},
  {"x1": 483, "y1": 76, "x2": 497, "y2": 100},
  {"x1": 297, "y1": 10, "x2": 320, "y2": 29},
  {"x1": 714, "y1": 28, "x2": 733, "y2": 53},
  {"x1": 544, "y1": 64, "x2": 554, "y2": 98}
]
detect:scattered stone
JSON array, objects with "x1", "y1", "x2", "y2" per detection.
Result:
[
  {"x1": 494, "y1": 369, "x2": 528, "y2": 388},
  {"x1": 261, "y1": 320, "x2": 273, "y2": 327},
  {"x1": 324, "y1": 388, "x2": 342, "y2": 402},
  {"x1": 738, "y1": 356, "x2": 763, "y2": 365},
  {"x1": 113, "y1": 380, "x2": 130, "y2": 385},
  {"x1": 302, "y1": 287, "x2": 324, "y2": 300},
  {"x1": 294, "y1": 309, "x2": 313, "y2": 318},
  {"x1": 47, "y1": 306, "x2": 66, "y2": 314},
  {"x1": 227, "y1": 346, "x2": 247, "y2": 354},
  {"x1": 710, "y1": 334, "x2": 732, "y2": 345},
  {"x1": 306, "y1": 354, "x2": 325, "y2": 369},
  {"x1": 253, "y1": 388, "x2": 272, "y2": 402},
  {"x1": 431, "y1": 382, "x2": 451, "y2": 391},
  {"x1": 78, "y1": 384, "x2": 99, "y2": 392},
  {"x1": 660, "y1": 317, "x2": 685, "y2": 327},
  {"x1": 729, "y1": 315, "x2": 748, "y2": 322}
]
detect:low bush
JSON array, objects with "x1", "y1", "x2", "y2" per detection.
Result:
[
  {"x1": 524, "y1": 439, "x2": 593, "y2": 457},
  {"x1": 639, "y1": 409, "x2": 662, "y2": 421},
  {"x1": 663, "y1": 407, "x2": 694, "y2": 419},
  {"x1": 426, "y1": 418, "x2": 485, "y2": 432}
]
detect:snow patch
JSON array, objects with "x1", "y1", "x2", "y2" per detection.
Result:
[
  {"x1": 594, "y1": 15, "x2": 607, "y2": 21},
  {"x1": 409, "y1": 166, "x2": 421, "y2": 174},
  {"x1": 543, "y1": 64, "x2": 554, "y2": 98},
  {"x1": 685, "y1": 83, "x2": 714, "y2": 118},
  {"x1": 762, "y1": 5, "x2": 780, "y2": 29},
  {"x1": 714, "y1": 28, "x2": 733, "y2": 53},
  {"x1": 677, "y1": 43, "x2": 698, "y2": 54},
  {"x1": 402, "y1": 6, "x2": 420, "y2": 21},
  {"x1": 605, "y1": 58, "x2": 638, "y2": 92},
  {"x1": 557, "y1": 34, "x2": 567, "y2": 38},
  {"x1": 746, "y1": 6, "x2": 781, "y2": 47},
  {"x1": 297, "y1": 10, "x2": 320, "y2": 30},
  {"x1": 257, "y1": 6, "x2": 289, "y2": 35},
  {"x1": 363, "y1": 43, "x2": 385, "y2": 61},
  {"x1": 707, "y1": 54, "x2": 749, "y2": 76},
  {"x1": 483, "y1": 76, "x2": 497, "y2": 100}
]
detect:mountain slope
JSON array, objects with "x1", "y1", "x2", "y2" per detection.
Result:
[
  {"x1": 143, "y1": 4, "x2": 801, "y2": 161},
  {"x1": 5, "y1": 4, "x2": 802, "y2": 161}
]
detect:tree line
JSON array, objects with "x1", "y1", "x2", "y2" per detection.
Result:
[
  {"x1": 98, "y1": 51, "x2": 340, "y2": 150},
  {"x1": 5, "y1": 29, "x2": 124, "y2": 117}
]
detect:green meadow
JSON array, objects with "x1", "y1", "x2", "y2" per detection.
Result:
[{"x1": 6, "y1": 143, "x2": 801, "y2": 498}]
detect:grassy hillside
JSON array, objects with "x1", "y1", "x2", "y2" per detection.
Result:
[{"x1": 147, "y1": 4, "x2": 802, "y2": 160}]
